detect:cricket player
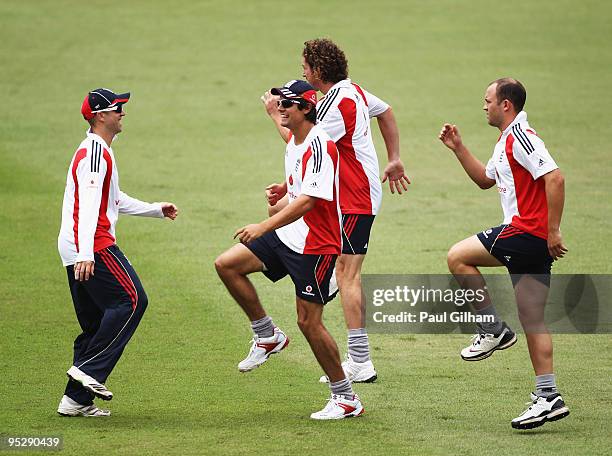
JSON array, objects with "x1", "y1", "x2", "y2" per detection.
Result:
[
  {"x1": 215, "y1": 80, "x2": 364, "y2": 420},
  {"x1": 439, "y1": 78, "x2": 569, "y2": 429},
  {"x1": 262, "y1": 38, "x2": 410, "y2": 384},
  {"x1": 57, "y1": 88, "x2": 178, "y2": 416}
]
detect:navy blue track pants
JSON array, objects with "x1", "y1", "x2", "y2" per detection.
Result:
[{"x1": 64, "y1": 245, "x2": 148, "y2": 404}]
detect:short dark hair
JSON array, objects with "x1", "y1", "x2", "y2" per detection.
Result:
[
  {"x1": 303, "y1": 38, "x2": 348, "y2": 84},
  {"x1": 490, "y1": 78, "x2": 526, "y2": 112},
  {"x1": 298, "y1": 101, "x2": 317, "y2": 124}
]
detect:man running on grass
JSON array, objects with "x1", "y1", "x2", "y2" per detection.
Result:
[
  {"x1": 215, "y1": 80, "x2": 364, "y2": 420},
  {"x1": 439, "y1": 78, "x2": 569, "y2": 429},
  {"x1": 262, "y1": 38, "x2": 410, "y2": 384}
]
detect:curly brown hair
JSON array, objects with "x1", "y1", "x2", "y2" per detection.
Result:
[{"x1": 302, "y1": 38, "x2": 348, "y2": 84}]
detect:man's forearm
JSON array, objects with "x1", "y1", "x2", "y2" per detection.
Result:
[
  {"x1": 453, "y1": 144, "x2": 494, "y2": 189},
  {"x1": 544, "y1": 171, "x2": 565, "y2": 231},
  {"x1": 376, "y1": 108, "x2": 400, "y2": 161},
  {"x1": 261, "y1": 195, "x2": 314, "y2": 233},
  {"x1": 268, "y1": 194, "x2": 289, "y2": 217}
]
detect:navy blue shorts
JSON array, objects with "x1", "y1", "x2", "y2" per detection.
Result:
[
  {"x1": 342, "y1": 214, "x2": 375, "y2": 255},
  {"x1": 477, "y1": 224, "x2": 553, "y2": 284},
  {"x1": 246, "y1": 232, "x2": 338, "y2": 304}
]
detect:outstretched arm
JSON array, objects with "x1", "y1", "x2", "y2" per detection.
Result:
[
  {"x1": 235, "y1": 194, "x2": 315, "y2": 244},
  {"x1": 261, "y1": 91, "x2": 291, "y2": 143},
  {"x1": 117, "y1": 191, "x2": 178, "y2": 220},
  {"x1": 542, "y1": 169, "x2": 567, "y2": 260},
  {"x1": 438, "y1": 123, "x2": 495, "y2": 189},
  {"x1": 377, "y1": 107, "x2": 410, "y2": 194}
]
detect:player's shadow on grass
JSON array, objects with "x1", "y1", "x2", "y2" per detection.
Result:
[{"x1": 513, "y1": 427, "x2": 569, "y2": 435}]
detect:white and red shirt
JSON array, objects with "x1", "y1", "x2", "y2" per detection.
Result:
[
  {"x1": 316, "y1": 79, "x2": 389, "y2": 215},
  {"x1": 485, "y1": 111, "x2": 558, "y2": 239},
  {"x1": 58, "y1": 131, "x2": 163, "y2": 266},
  {"x1": 276, "y1": 125, "x2": 342, "y2": 255}
]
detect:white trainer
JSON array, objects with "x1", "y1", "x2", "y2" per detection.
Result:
[
  {"x1": 66, "y1": 366, "x2": 113, "y2": 401},
  {"x1": 460, "y1": 322, "x2": 517, "y2": 361},
  {"x1": 238, "y1": 328, "x2": 289, "y2": 372},
  {"x1": 57, "y1": 395, "x2": 110, "y2": 417},
  {"x1": 511, "y1": 392, "x2": 570, "y2": 429},
  {"x1": 319, "y1": 355, "x2": 377, "y2": 383},
  {"x1": 310, "y1": 394, "x2": 364, "y2": 420}
]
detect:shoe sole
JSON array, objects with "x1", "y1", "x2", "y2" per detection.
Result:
[
  {"x1": 354, "y1": 374, "x2": 377, "y2": 383},
  {"x1": 318, "y1": 373, "x2": 377, "y2": 384},
  {"x1": 311, "y1": 407, "x2": 365, "y2": 420},
  {"x1": 511, "y1": 407, "x2": 570, "y2": 430},
  {"x1": 238, "y1": 337, "x2": 290, "y2": 373},
  {"x1": 461, "y1": 333, "x2": 518, "y2": 362},
  {"x1": 57, "y1": 409, "x2": 111, "y2": 417},
  {"x1": 66, "y1": 373, "x2": 113, "y2": 401}
]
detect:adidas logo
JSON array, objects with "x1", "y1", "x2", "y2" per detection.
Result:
[
  {"x1": 363, "y1": 243, "x2": 368, "y2": 249},
  {"x1": 538, "y1": 159, "x2": 545, "y2": 167},
  {"x1": 504, "y1": 255, "x2": 511, "y2": 262}
]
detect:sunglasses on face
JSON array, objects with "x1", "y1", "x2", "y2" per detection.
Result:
[
  {"x1": 277, "y1": 98, "x2": 302, "y2": 109},
  {"x1": 93, "y1": 104, "x2": 123, "y2": 115}
]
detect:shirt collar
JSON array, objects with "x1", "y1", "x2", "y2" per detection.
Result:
[
  {"x1": 328, "y1": 78, "x2": 352, "y2": 91},
  {"x1": 501, "y1": 111, "x2": 528, "y2": 136},
  {"x1": 85, "y1": 129, "x2": 111, "y2": 149}
]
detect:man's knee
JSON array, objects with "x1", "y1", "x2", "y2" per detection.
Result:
[
  {"x1": 214, "y1": 252, "x2": 234, "y2": 277},
  {"x1": 336, "y1": 255, "x2": 363, "y2": 285},
  {"x1": 296, "y1": 304, "x2": 323, "y2": 335},
  {"x1": 447, "y1": 243, "x2": 466, "y2": 273}
]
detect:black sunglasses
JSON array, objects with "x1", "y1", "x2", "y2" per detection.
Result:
[{"x1": 278, "y1": 98, "x2": 302, "y2": 109}]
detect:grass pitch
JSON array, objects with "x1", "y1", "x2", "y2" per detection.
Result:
[{"x1": 1, "y1": 1, "x2": 611, "y2": 455}]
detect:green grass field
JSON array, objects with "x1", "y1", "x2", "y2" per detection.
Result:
[{"x1": 1, "y1": 1, "x2": 611, "y2": 455}]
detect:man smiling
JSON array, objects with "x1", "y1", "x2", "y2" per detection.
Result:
[
  {"x1": 215, "y1": 80, "x2": 364, "y2": 420},
  {"x1": 262, "y1": 39, "x2": 410, "y2": 385},
  {"x1": 57, "y1": 88, "x2": 178, "y2": 417}
]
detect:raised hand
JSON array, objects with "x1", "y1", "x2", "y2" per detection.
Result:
[{"x1": 439, "y1": 123, "x2": 463, "y2": 152}]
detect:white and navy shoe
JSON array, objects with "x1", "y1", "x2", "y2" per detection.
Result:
[
  {"x1": 511, "y1": 392, "x2": 570, "y2": 429},
  {"x1": 238, "y1": 328, "x2": 289, "y2": 372},
  {"x1": 319, "y1": 354, "x2": 377, "y2": 384},
  {"x1": 310, "y1": 394, "x2": 364, "y2": 420},
  {"x1": 57, "y1": 395, "x2": 110, "y2": 417},
  {"x1": 67, "y1": 366, "x2": 113, "y2": 401},
  {"x1": 460, "y1": 322, "x2": 517, "y2": 361}
]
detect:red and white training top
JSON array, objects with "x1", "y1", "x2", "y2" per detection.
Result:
[
  {"x1": 276, "y1": 125, "x2": 342, "y2": 255},
  {"x1": 316, "y1": 79, "x2": 389, "y2": 215},
  {"x1": 485, "y1": 111, "x2": 558, "y2": 239},
  {"x1": 58, "y1": 131, "x2": 163, "y2": 266}
]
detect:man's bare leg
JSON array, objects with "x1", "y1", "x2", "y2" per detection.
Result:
[
  {"x1": 447, "y1": 235, "x2": 516, "y2": 360},
  {"x1": 215, "y1": 243, "x2": 287, "y2": 371}
]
